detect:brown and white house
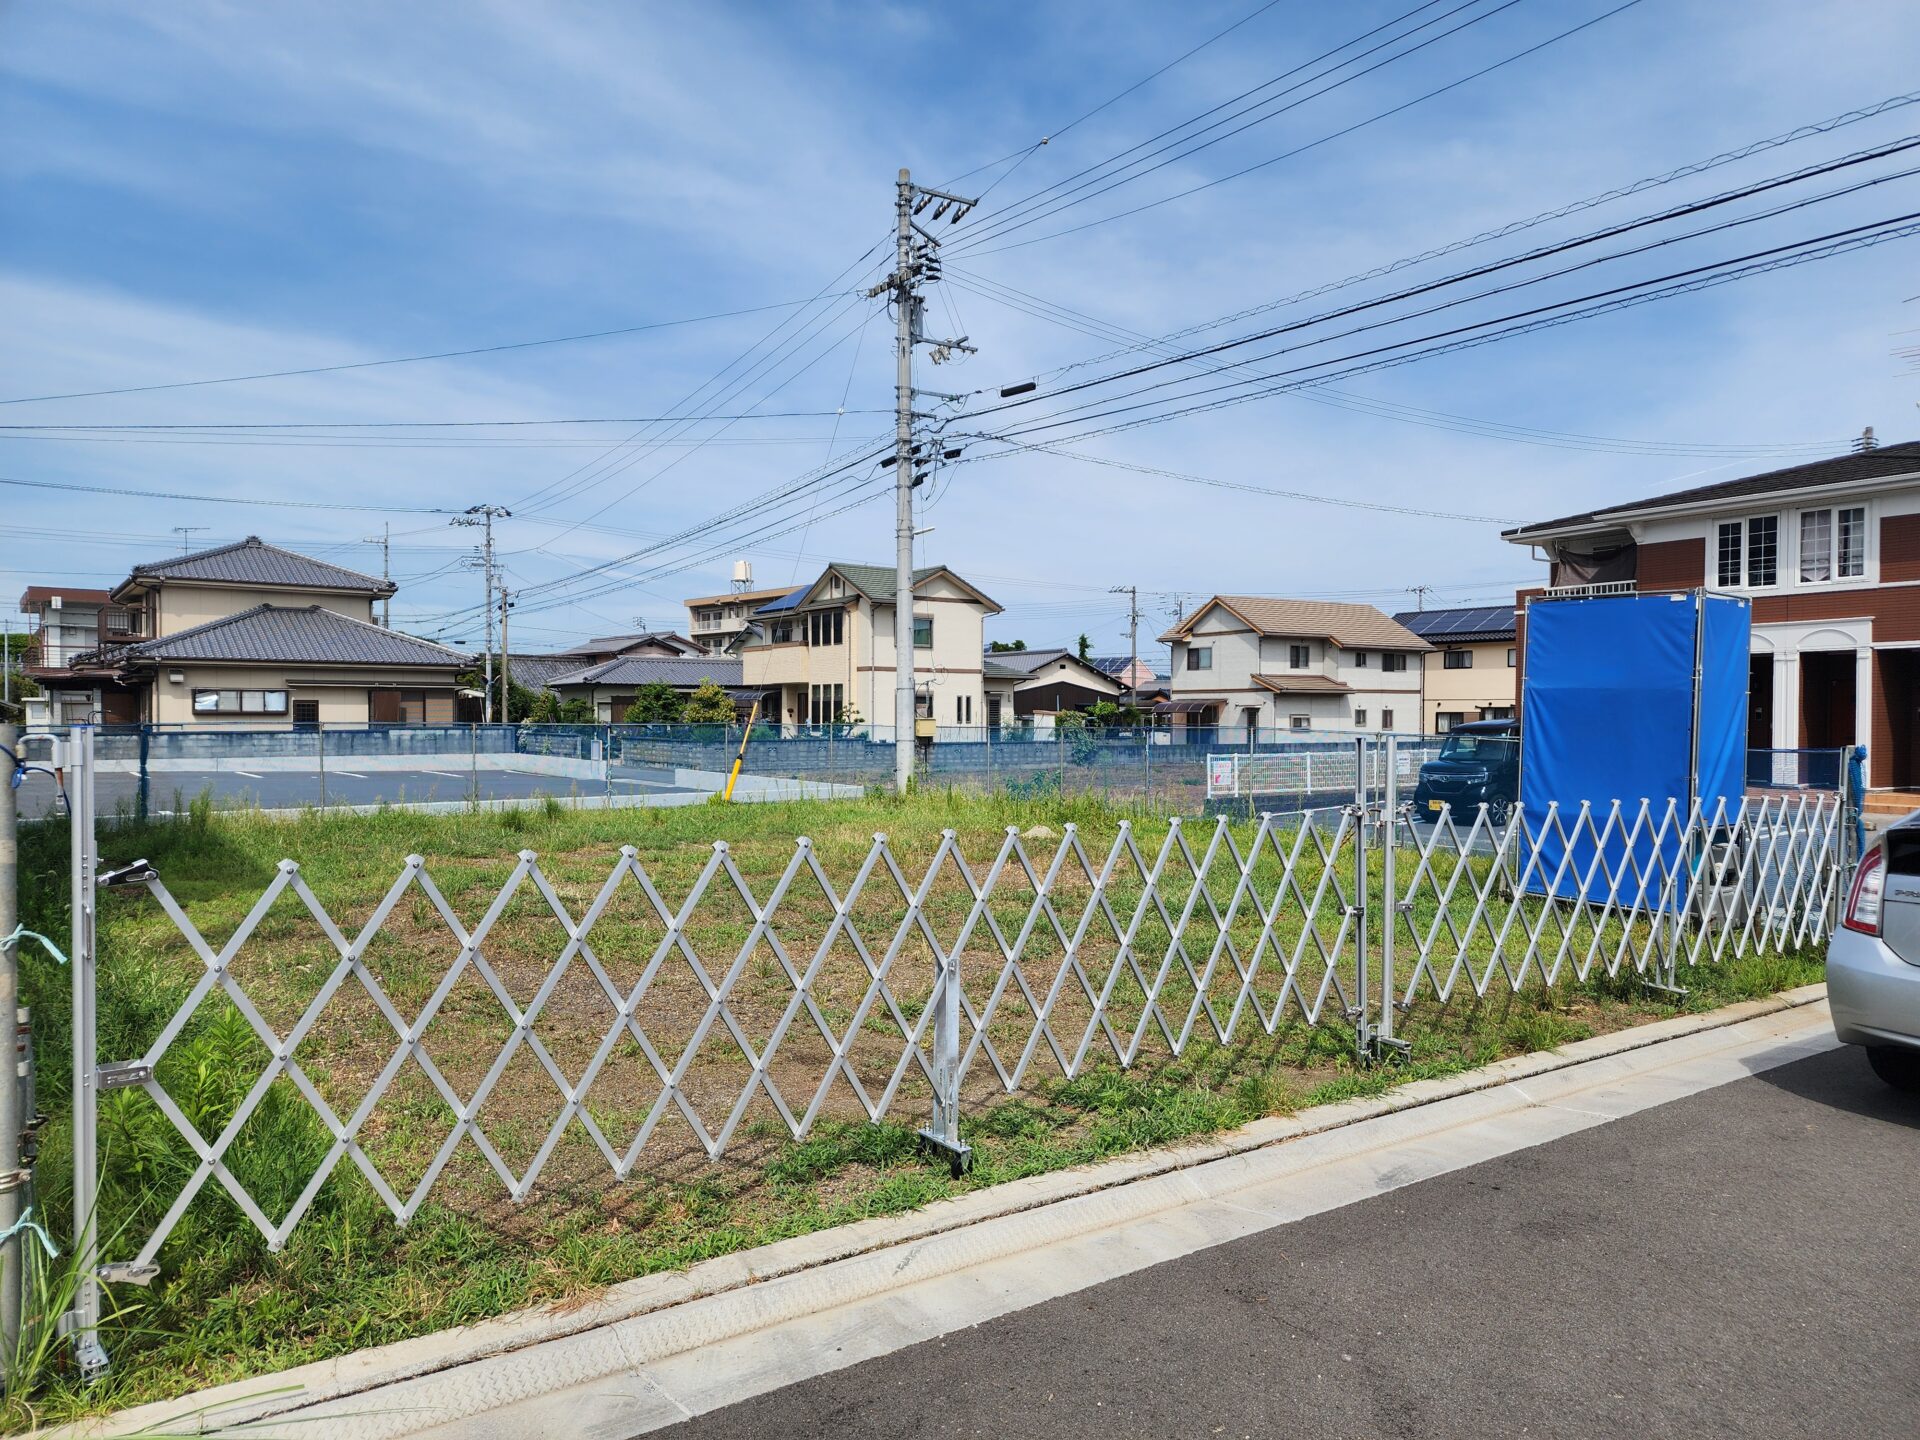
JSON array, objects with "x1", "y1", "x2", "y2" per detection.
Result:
[
  {"x1": 1157, "y1": 597, "x2": 1430, "y2": 741},
  {"x1": 1504, "y1": 439, "x2": 1920, "y2": 789}
]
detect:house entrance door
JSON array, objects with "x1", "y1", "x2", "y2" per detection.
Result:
[{"x1": 1800, "y1": 650, "x2": 1855, "y2": 751}]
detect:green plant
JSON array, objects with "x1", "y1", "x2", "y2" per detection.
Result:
[
  {"x1": 681, "y1": 680, "x2": 737, "y2": 726},
  {"x1": 623, "y1": 683, "x2": 685, "y2": 725}
]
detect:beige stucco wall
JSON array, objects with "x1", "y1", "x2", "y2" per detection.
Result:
[
  {"x1": 146, "y1": 663, "x2": 459, "y2": 725},
  {"x1": 156, "y1": 584, "x2": 376, "y2": 634},
  {"x1": 1419, "y1": 640, "x2": 1517, "y2": 731}
]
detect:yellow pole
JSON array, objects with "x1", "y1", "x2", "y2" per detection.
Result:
[{"x1": 722, "y1": 699, "x2": 760, "y2": 802}]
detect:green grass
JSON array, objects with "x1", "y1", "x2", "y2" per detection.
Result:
[{"x1": 7, "y1": 788, "x2": 1828, "y2": 1425}]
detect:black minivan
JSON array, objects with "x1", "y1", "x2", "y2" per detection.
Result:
[{"x1": 1412, "y1": 718, "x2": 1519, "y2": 825}]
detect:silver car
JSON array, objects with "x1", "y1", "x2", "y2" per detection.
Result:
[{"x1": 1829, "y1": 812, "x2": 1920, "y2": 1091}]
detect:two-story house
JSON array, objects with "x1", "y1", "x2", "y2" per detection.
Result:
[
  {"x1": 1391, "y1": 606, "x2": 1518, "y2": 733},
  {"x1": 1157, "y1": 597, "x2": 1429, "y2": 741},
  {"x1": 68, "y1": 536, "x2": 468, "y2": 726},
  {"x1": 737, "y1": 562, "x2": 1002, "y2": 734},
  {"x1": 1503, "y1": 440, "x2": 1920, "y2": 788},
  {"x1": 683, "y1": 582, "x2": 802, "y2": 655},
  {"x1": 17, "y1": 586, "x2": 132, "y2": 724}
]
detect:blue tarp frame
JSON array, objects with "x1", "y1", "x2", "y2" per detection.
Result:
[{"x1": 1520, "y1": 591, "x2": 1749, "y2": 909}]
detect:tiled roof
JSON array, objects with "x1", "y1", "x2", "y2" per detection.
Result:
[
  {"x1": 554, "y1": 632, "x2": 705, "y2": 658},
  {"x1": 124, "y1": 536, "x2": 394, "y2": 594},
  {"x1": 1251, "y1": 674, "x2": 1355, "y2": 695},
  {"x1": 549, "y1": 656, "x2": 745, "y2": 689},
  {"x1": 982, "y1": 658, "x2": 1028, "y2": 680},
  {"x1": 1159, "y1": 598, "x2": 1431, "y2": 650},
  {"x1": 1390, "y1": 606, "x2": 1517, "y2": 644},
  {"x1": 976, "y1": 647, "x2": 1072, "y2": 675},
  {"x1": 1504, "y1": 442, "x2": 1920, "y2": 540},
  {"x1": 98, "y1": 605, "x2": 466, "y2": 667},
  {"x1": 503, "y1": 655, "x2": 589, "y2": 691}
]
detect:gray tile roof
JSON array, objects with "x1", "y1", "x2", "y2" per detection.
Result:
[
  {"x1": 1504, "y1": 441, "x2": 1920, "y2": 540},
  {"x1": 555, "y1": 632, "x2": 705, "y2": 658},
  {"x1": 126, "y1": 536, "x2": 395, "y2": 593},
  {"x1": 1391, "y1": 606, "x2": 1517, "y2": 644},
  {"x1": 549, "y1": 655, "x2": 746, "y2": 689},
  {"x1": 503, "y1": 655, "x2": 589, "y2": 691},
  {"x1": 100, "y1": 605, "x2": 467, "y2": 667}
]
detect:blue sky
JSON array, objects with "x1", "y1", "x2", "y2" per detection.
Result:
[{"x1": 5, "y1": 0, "x2": 1920, "y2": 656}]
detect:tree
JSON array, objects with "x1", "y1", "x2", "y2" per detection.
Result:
[
  {"x1": 1076, "y1": 633, "x2": 1093, "y2": 660},
  {"x1": 623, "y1": 682, "x2": 684, "y2": 724},
  {"x1": 988, "y1": 639, "x2": 1028, "y2": 653},
  {"x1": 682, "y1": 679, "x2": 738, "y2": 725},
  {"x1": 526, "y1": 689, "x2": 560, "y2": 724},
  {"x1": 555, "y1": 697, "x2": 595, "y2": 723}
]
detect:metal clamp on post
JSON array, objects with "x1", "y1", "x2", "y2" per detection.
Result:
[
  {"x1": 98, "y1": 1261, "x2": 159, "y2": 1287},
  {"x1": 95, "y1": 1060, "x2": 153, "y2": 1090},
  {"x1": 97, "y1": 859, "x2": 157, "y2": 890}
]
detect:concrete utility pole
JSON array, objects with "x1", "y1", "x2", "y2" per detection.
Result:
[
  {"x1": 1110, "y1": 585, "x2": 1140, "y2": 709},
  {"x1": 453, "y1": 505, "x2": 510, "y2": 724},
  {"x1": 1407, "y1": 584, "x2": 1435, "y2": 611},
  {"x1": 364, "y1": 524, "x2": 392, "y2": 627},
  {"x1": 499, "y1": 587, "x2": 512, "y2": 723},
  {"x1": 876, "y1": 168, "x2": 976, "y2": 792}
]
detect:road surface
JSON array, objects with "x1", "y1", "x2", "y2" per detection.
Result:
[{"x1": 666, "y1": 1043, "x2": 1920, "y2": 1440}]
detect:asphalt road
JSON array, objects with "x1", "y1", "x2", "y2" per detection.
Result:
[
  {"x1": 665, "y1": 1045, "x2": 1920, "y2": 1440},
  {"x1": 10, "y1": 764, "x2": 706, "y2": 815}
]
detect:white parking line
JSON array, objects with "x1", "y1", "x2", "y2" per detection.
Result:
[
  {"x1": 232, "y1": 770, "x2": 264, "y2": 779},
  {"x1": 329, "y1": 770, "x2": 367, "y2": 780},
  {"x1": 422, "y1": 770, "x2": 465, "y2": 780}
]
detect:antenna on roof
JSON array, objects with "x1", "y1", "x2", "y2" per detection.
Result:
[
  {"x1": 1854, "y1": 426, "x2": 1878, "y2": 452},
  {"x1": 172, "y1": 525, "x2": 206, "y2": 554}
]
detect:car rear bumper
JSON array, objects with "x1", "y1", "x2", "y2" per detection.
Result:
[{"x1": 1827, "y1": 925, "x2": 1920, "y2": 1050}]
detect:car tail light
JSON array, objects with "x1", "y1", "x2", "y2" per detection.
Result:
[{"x1": 1843, "y1": 847, "x2": 1885, "y2": 935}]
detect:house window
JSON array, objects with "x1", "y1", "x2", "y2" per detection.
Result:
[
  {"x1": 1481, "y1": 705, "x2": 1514, "y2": 720},
  {"x1": 1354, "y1": 651, "x2": 1368, "y2": 667},
  {"x1": 1354, "y1": 708, "x2": 1367, "y2": 728},
  {"x1": 1443, "y1": 649, "x2": 1472, "y2": 670},
  {"x1": 1381, "y1": 653, "x2": 1407, "y2": 673},
  {"x1": 192, "y1": 688, "x2": 288, "y2": 715},
  {"x1": 1437, "y1": 711, "x2": 1465, "y2": 732},
  {"x1": 1716, "y1": 521, "x2": 1742, "y2": 586},
  {"x1": 1507, "y1": 647, "x2": 1517, "y2": 667},
  {"x1": 1746, "y1": 515, "x2": 1778, "y2": 586},
  {"x1": 954, "y1": 695, "x2": 973, "y2": 724},
  {"x1": 1187, "y1": 646, "x2": 1212, "y2": 671},
  {"x1": 1289, "y1": 714, "x2": 1310, "y2": 731},
  {"x1": 771, "y1": 621, "x2": 793, "y2": 644},
  {"x1": 1288, "y1": 644, "x2": 1309, "y2": 669},
  {"x1": 1800, "y1": 509, "x2": 1833, "y2": 583},
  {"x1": 808, "y1": 683, "x2": 845, "y2": 727},
  {"x1": 1838, "y1": 506, "x2": 1866, "y2": 578},
  {"x1": 1382, "y1": 708, "x2": 1395, "y2": 730},
  {"x1": 808, "y1": 610, "x2": 844, "y2": 646},
  {"x1": 913, "y1": 615, "x2": 934, "y2": 649}
]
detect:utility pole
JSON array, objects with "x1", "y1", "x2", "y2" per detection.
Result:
[
  {"x1": 874, "y1": 168, "x2": 975, "y2": 792},
  {"x1": 499, "y1": 587, "x2": 513, "y2": 723},
  {"x1": 1110, "y1": 585, "x2": 1140, "y2": 709},
  {"x1": 1407, "y1": 584, "x2": 1434, "y2": 611},
  {"x1": 364, "y1": 524, "x2": 391, "y2": 627},
  {"x1": 452, "y1": 505, "x2": 510, "y2": 724}
]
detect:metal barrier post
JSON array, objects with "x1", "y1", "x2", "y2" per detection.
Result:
[
  {"x1": 66, "y1": 728, "x2": 107, "y2": 1377},
  {"x1": 135, "y1": 723, "x2": 150, "y2": 823},
  {"x1": 919, "y1": 829, "x2": 971, "y2": 1177},
  {"x1": 0, "y1": 720, "x2": 22, "y2": 1364},
  {"x1": 315, "y1": 722, "x2": 327, "y2": 810},
  {"x1": 1373, "y1": 734, "x2": 1408, "y2": 1060},
  {"x1": 1350, "y1": 735, "x2": 1372, "y2": 1060}
]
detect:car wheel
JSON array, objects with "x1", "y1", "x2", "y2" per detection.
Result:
[
  {"x1": 1486, "y1": 793, "x2": 1512, "y2": 825},
  {"x1": 1866, "y1": 1045, "x2": 1920, "y2": 1093}
]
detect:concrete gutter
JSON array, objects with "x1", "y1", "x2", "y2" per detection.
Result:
[{"x1": 52, "y1": 983, "x2": 1832, "y2": 1439}]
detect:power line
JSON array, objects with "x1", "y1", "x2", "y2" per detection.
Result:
[
  {"x1": 956, "y1": 0, "x2": 1646, "y2": 257},
  {"x1": 0, "y1": 474, "x2": 450, "y2": 513},
  {"x1": 0, "y1": 295, "x2": 862, "y2": 407}
]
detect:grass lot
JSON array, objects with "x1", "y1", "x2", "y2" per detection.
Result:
[{"x1": 7, "y1": 787, "x2": 1826, "y2": 1428}]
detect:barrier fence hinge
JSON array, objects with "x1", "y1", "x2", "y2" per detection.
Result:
[
  {"x1": 0, "y1": 1167, "x2": 31, "y2": 1195},
  {"x1": 97, "y1": 859, "x2": 158, "y2": 889},
  {"x1": 96, "y1": 1060, "x2": 154, "y2": 1090},
  {"x1": 98, "y1": 1261, "x2": 160, "y2": 1287}
]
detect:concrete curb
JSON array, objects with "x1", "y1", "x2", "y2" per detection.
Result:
[{"x1": 60, "y1": 982, "x2": 1830, "y2": 1438}]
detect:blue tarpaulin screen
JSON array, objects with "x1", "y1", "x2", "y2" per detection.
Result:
[{"x1": 1521, "y1": 592, "x2": 1749, "y2": 906}]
